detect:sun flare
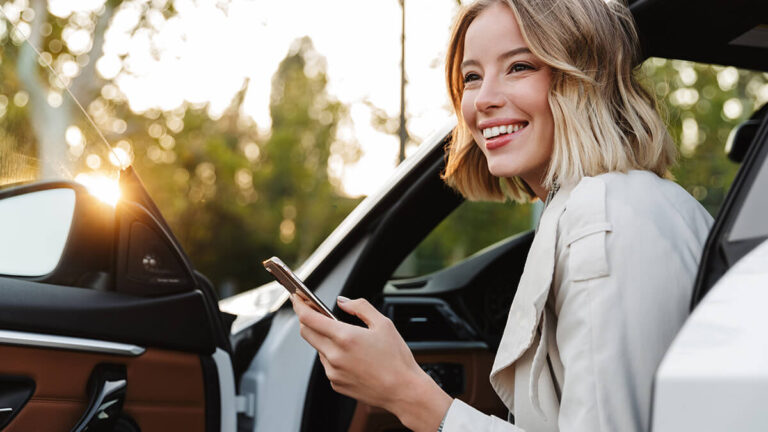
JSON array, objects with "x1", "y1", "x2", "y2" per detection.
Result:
[{"x1": 74, "y1": 173, "x2": 121, "y2": 206}]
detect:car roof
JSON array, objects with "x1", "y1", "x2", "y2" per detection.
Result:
[{"x1": 630, "y1": 0, "x2": 768, "y2": 71}]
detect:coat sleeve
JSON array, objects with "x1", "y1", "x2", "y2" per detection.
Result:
[
  {"x1": 552, "y1": 177, "x2": 700, "y2": 432},
  {"x1": 442, "y1": 399, "x2": 524, "y2": 432}
]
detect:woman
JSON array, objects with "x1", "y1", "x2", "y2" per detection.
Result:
[{"x1": 290, "y1": 0, "x2": 713, "y2": 430}]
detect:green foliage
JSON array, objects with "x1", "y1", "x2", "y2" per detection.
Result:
[
  {"x1": 395, "y1": 60, "x2": 768, "y2": 277},
  {"x1": 394, "y1": 199, "x2": 534, "y2": 278},
  {"x1": 641, "y1": 59, "x2": 767, "y2": 215},
  {"x1": 131, "y1": 37, "x2": 361, "y2": 296}
]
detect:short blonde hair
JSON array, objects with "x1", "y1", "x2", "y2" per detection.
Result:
[{"x1": 442, "y1": 0, "x2": 675, "y2": 202}]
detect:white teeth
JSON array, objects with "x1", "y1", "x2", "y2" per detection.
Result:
[{"x1": 481, "y1": 123, "x2": 526, "y2": 139}]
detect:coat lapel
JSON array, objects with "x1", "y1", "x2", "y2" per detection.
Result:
[{"x1": 490, "y1": 183, "x2": 572, "y2": 410}]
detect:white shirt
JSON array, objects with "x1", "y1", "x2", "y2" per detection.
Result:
[{"x1": 442, "y1": 170, "x2": 713, "y2": 432}]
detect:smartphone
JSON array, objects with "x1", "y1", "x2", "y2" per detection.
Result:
[{"x1": 262, "y1": 256, "x2": 338, "y2": 321}]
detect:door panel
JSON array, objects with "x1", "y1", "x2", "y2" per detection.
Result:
[
  {"x1": 0, "y1": 177, "x2": 231, "y2": 431},
  {"x1": 0, "y1": 344, "x2": 206, "y2": 432},
  {"x1": 0, "y1": 277, "x2": 216, "y2": 353}
]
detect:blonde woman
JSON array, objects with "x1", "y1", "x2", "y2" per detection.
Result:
[{"x1": 290, "y1": 0, "x2": 713, "y2": 431}]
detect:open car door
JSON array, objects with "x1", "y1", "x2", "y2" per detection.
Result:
[{"x1": 0, "y1": 167, "x2": 236, "y2": 432}]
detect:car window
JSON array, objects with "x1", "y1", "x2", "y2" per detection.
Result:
[
  {"x1": 392, "y1": 200, "x2": 534, "y2": 278},
  {"x1": 728, "y1": 138, "x2": 768, "y2": 242},
  {"x1": 393, "y1": 60, "x2": 767, "y2": 280},
  {"x1": 642, "y1": 59, "x2": 767, "y2": 216}
]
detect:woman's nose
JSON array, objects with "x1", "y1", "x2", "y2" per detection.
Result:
[{"x1": 474, "y1": 77, "x2": 506, "y2": 112}]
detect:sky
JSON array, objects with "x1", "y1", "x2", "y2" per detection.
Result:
[{"x1": 83, "y1": 0, "x2": 462, "y2": 197}]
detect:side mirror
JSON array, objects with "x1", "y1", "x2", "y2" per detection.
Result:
[
  {"x1": 0, "y1": 182, "x2": 115, "y2": 288},
  {"x1": 0, "y1": 188, "x2": 76, "y2": 276},
  {"x1": 0, "y1": 175, "x2": 198, "y2": 296}
]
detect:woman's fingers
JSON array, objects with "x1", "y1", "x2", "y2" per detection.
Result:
[
  {"x1": 290, "y1": 294, "x2": 339, "y2": 337},
  {"x1": 294, "y1": 291, "x2": 326, "y2": 315},
  {"x1": 336, "y1": 296, "x2": 386, "y2": 328},
  {"x1": 298, "y1": 321, "x2": 336, "y2": 355}
]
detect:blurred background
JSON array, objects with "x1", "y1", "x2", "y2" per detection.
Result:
[{"x1": 0, "y1": 0, "x2": 766, "y2": 297}]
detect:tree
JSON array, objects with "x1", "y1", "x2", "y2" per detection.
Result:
[
  {"x1": 2, "y1": 2, "x2": 360, "y2": 296},
  {"x1": 260, "y1": 37, "x2": 360, "y2": 260},
  {"x1": 128, "y1": 36, "x2": 361, "y2": 296}
]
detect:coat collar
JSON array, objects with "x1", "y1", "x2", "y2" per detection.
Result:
[{"x1": 490, "y1": 182, "x2": 573, "y2": 408}]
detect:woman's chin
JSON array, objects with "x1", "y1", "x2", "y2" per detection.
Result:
[{"x1": 486, "y1": 162, "x2": 519, "y2": 179}]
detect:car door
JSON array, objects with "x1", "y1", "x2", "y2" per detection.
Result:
[
  {"x1": 226, "y1": 121, "x2": 532, "y2": 431},
  {"x1": 0, "y1": 167, "x2": 236, "y2": 432},
  {"x1": 301, "y1": 147, "x2": 532, "y2": 432}
]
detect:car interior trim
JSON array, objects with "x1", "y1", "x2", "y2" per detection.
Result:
[
  {"x1": 407, "y1": 341, "x2": 490, "y2": 351},
  {"x1": 0, "y1": 329, "x2": 145, "y2": 356},
  {"x1": 0, "y1": 345, "x2": 206, "y2": 431}
]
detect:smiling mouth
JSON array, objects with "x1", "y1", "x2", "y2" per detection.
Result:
[{"x1": 482, "y1": 122, "x2": 528, "y2": 139}]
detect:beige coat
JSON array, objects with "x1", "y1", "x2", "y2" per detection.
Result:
[{"x1": 443, "y1": 171, "x2": 713, "y2": 432}]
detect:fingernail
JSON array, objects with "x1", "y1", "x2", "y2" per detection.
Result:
[{"x1": 337, "y1": 296, "x2": 350, "y2": 304}]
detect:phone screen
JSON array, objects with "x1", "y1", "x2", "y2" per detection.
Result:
[{"x1": 262, "y1": 257, "x2": 338, "y2": 320}]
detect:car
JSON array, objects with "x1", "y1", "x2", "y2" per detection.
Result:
[{"x1": 0, "y1": 0, "x2": 766, "y2": 431}]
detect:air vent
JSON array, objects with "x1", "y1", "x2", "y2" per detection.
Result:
[{"x1": 392, "y1": 280, "x2": 427, "y2": 289}]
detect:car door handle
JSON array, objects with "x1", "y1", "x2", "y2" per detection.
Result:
[
  {"x1": 71, "y1": 364, "x2": 127, "y2": 432},
  {"x1": 0, "y1": 376, "x2": 35, "y2": 429}
]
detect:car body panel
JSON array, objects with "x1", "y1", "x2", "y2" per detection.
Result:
[
  {"x1": 240, "y1": 239, "x2": 368, "y2": 432},
  {"x1": 653, "y1": 238, "x2": 768, "y2": 431}
]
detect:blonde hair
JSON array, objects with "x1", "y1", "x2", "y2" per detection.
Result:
[{"x1": 442, "y1": 0, "x2": 675, "y2": 202}]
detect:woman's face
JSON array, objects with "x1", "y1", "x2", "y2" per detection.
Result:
[{"x1": 460, "y1": 2, "x2": 554, "y2": 198}]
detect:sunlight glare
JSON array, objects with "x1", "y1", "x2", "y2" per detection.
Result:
[
  {"x1": 75, "y1": 173, "x2": 121, "y2": 206},
  {"x1": 108, "y1": 146, "x2": 133, "y2": 168}
]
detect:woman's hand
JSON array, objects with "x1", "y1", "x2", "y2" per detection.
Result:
[{"x1": 290, "y1": 294, "x2": 452, "y2": 432}]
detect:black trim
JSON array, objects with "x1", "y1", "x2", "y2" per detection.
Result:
[
  {"x1": 0, "y1": 277, "x2": 217, "y2": 353},
  {"x1": 193, "y1": 272, "x2": 232, "y2": 353},
  {"x1": 632, "y1": 0, "x2": 768, "y2": 71},
  {"x1": 691, "y1": 106, "x2": 768, "y2": 309},
  {"x1": 200, "y1": 355, "x2": 221, "y2": 432}
]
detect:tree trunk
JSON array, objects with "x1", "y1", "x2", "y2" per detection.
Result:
[{"x1": 17, "y1": 0, "x2": 113, "y2": 180}]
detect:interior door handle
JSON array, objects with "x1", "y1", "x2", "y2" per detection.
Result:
[
  {"x1": 0, "y1": 376, "x2": 35, "y2": 430},
  {"x1": 71, "y1": 364, "x2": 127, "y2": 432}
]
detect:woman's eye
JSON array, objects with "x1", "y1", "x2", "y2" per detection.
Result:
[
  {"x1": 508, "y1": 63, "x2": 533, "y2": 73},
  {"x1": 463, "y1": 73, "x2": 480, "y2": 84}
]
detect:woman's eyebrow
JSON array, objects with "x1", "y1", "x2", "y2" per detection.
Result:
[
  {"x1": 460, "y1": 47, "x2": 532, "y2": 70},
  {"x1": 499, "y1": 47, "x2": 532, "y2": 61}
]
